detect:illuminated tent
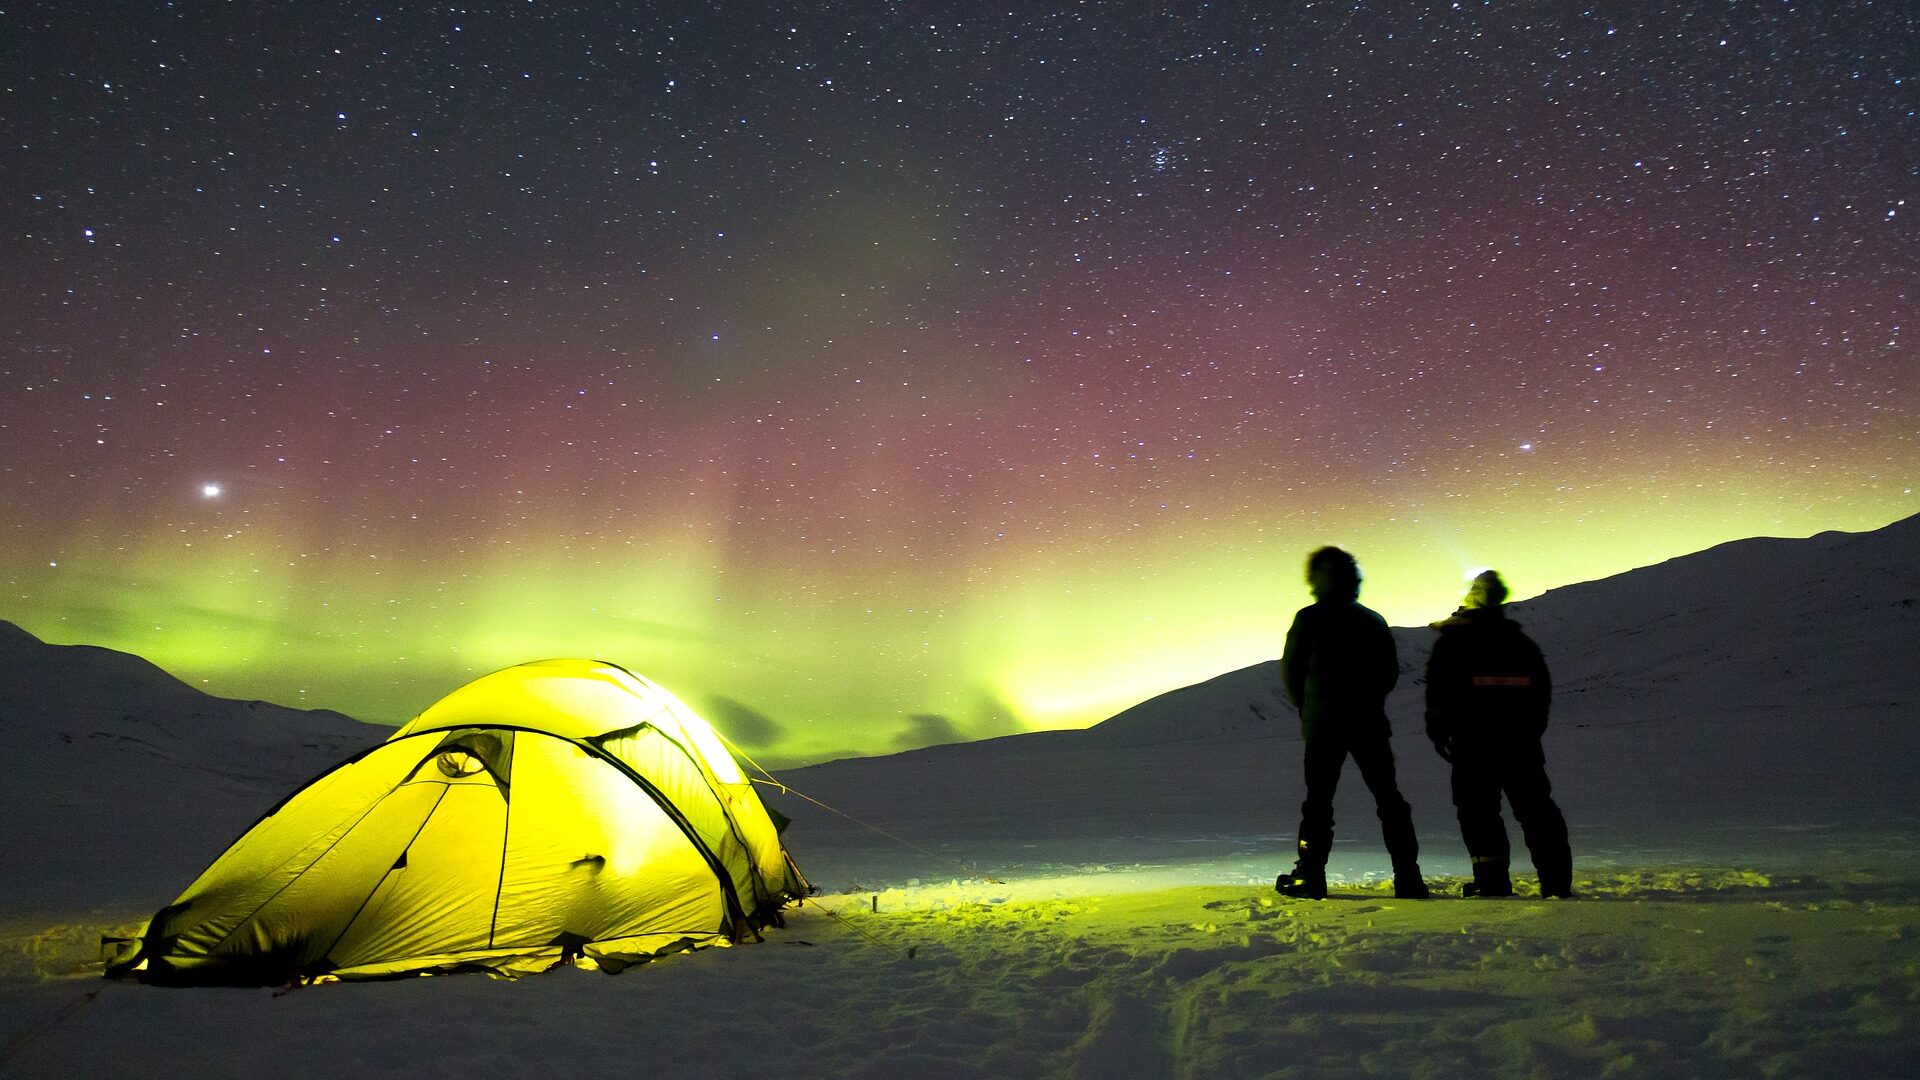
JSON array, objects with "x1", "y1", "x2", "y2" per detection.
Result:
[{"x1": 106, "y1": 659, "x2": 809, "y2": 985}]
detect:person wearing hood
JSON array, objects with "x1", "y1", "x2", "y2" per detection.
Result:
[
  {"x1": 1425, "y1": 570, "x2": 1573, "y2": 898},
  {"x1": 1275, "y1": 546, "x2": 1428, "y2": 900}
]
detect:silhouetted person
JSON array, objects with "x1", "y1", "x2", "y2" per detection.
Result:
[
  {"x1": 1425, "y1": 570, "x2": 1573, "y2": 898},
  {"x1": 1276, "y1": 546, "x2": 1428, "y2": 899}
]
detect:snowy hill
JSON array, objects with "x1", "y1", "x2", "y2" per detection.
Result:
[
  {"x1": 1505, "y1": 514, "x2": 1920, "y2": 719},
  {"x1": 0, "y1": 622, "x2": 387, "y2": 911},
  {"x1": 0, "y1": 620, "x2": 382, "y2": 779}
]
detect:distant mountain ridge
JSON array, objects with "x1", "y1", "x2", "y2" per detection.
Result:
[
  {"x1": 0, "y1": 620, "x2": 384, "y2": 787},
  {"x1": 1460, "y1": 513, "x2": 1920, "y2": 722},
  {"x1": 0, "y1": 621, "x2": 391, "y2": 909}
]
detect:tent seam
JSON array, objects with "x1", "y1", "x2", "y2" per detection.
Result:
[
  {"x1": 405, "y1": 722, "x2": 755, "y2": 934},
  {"x1": 312, "y1": 784, "x2": 452, "y2": 972},
  {"x1": 597, "y1": 722, "x2": 776, "y2": 912},
  {"x1": 487, "y1": 737, "x2": 514, "y2": 949},
  {"x1": 194, "y1": 738, "x2": 453, "y2": 958}
]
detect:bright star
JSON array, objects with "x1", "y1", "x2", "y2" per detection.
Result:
[{"x1": 202, "y1": 483, "x2": 222, "y2": 498}]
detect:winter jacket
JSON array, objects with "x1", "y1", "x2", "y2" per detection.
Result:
[
  {"x1": 1280, "y1": 599, "x2": 1399, "y2": 741},
  {"x1": 1424, "y1": 607, "x2": 1551, "y2": 748}
]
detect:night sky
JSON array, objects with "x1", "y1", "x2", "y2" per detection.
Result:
[{"x1": 4, "y1": 2, "x2": 1914, "y2": 761}]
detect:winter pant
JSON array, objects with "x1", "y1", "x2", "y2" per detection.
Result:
[
  {"x1": 1296, "y1": 732, "x2": 1420, "y2": 872},
  {"x1": 1450, "y1": 739, "x2": 1571, "y2": 894}
]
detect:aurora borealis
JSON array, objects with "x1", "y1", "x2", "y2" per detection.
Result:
[{"x1": 3, "y1": 3, "x2": 1913, "y2": 762}]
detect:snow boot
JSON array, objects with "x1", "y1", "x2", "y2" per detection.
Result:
[
  {"x1": 1535, "y1": 851, "x2": 1575, "y2": 898},
  {"x1": 1278, "y1": 838, "x2": 1329, "y2": 899},
  {"x1": 1393, "y1": 869, "x2": 1431, "y2": 900},
  {"x1": 1276, "y1": 864, "x2": 1327, "y2": 900},
  {"x1": 1462, "y1": 858, "x2": 1513, "y2": 898},
  {"x1": 1538, "y1": 872, "x2": 1575, "y2": 899}
]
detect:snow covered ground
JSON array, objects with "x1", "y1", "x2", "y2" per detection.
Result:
[
  {"x1": 2, "y1": 517, "x2": 1916, "y2": 1077},
  {"x1": 6, "y1": 869, "x2": 1914, "y2": 1079}
]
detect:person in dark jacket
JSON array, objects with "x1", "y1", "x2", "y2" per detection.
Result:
[
  {"x1": 1276, "y1": 547, "x2": 1428, "y2": 899},
  {"x1": 1425, "y1": 570, "x2": 1573, "y2": 898}
]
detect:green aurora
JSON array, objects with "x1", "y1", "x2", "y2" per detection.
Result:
[{"x1": 4, "y1": 3, "x2": 1913, "y2": 761}]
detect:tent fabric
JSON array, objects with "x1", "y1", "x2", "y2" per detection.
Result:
[{"x1": 107, "y1": 659, "x2": 809, "y2": 985}]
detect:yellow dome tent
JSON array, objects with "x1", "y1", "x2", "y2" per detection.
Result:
[{"x1": 107, "y1": 659, "x2": 809, "y2": 985}]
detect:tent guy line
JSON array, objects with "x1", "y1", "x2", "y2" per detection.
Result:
[{"x1": 744, "y1": 773, "x2": 1007, "y2": 888}]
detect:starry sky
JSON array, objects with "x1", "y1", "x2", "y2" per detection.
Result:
[{"x1": 3, "y1": 2, "x2": 1914, "y2": 762}]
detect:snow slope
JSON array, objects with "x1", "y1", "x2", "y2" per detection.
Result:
[
  {"x1": 0, "y1": 516, "x2": 1915, "y2": 1077},
  {"x1": 0, "y1": 622, "x2": 387, "y2": 912}
]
